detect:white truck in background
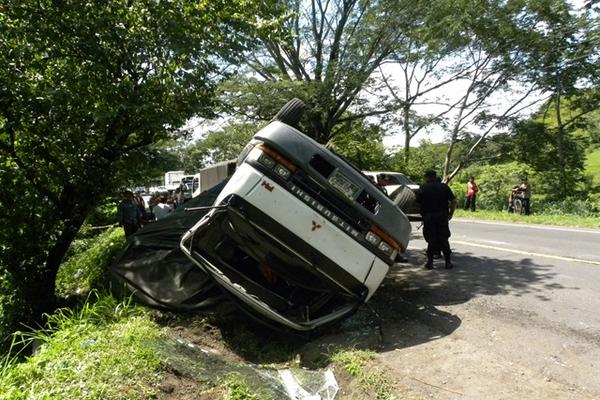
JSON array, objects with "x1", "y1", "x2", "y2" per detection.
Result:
[
  {"x1": 191, "y1": 160, "x2": 237, "y2": 198},
  {"x1": 164, "y1": 171, "x2": 185, "y2": 191}
]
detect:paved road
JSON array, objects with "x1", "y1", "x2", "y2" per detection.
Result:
[
  {"x1": 371, "y1": 218, "x2": 600, "y2": 399},
  {"x1": 449, "y1": 218, "x2": 600, "y2": 264}
]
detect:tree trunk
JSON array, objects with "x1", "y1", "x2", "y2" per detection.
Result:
[
  {"x1": 403, "y1": 104, "x2": 411, "y2": 164},
  {"x1": 22, "y1": 198, "x2": 90, "y2": 324},
  {"x1": 554, "y1": 92, "x2": 568, "y2": 198}
]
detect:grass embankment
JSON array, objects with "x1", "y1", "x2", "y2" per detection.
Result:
[
  {"x1": 585, "y1": 147, "x2": 600, "y2": 188},
  {"x1": 0, "y1": 295, "x2": 162, "y2": 400},
  {"x1": 454, "y1": 209, "x2": 600, "y2": 229},
  {"x1": 56, "y1": 226, "x2": 125, "y2": 299},
  {"x1": 1, "y1": 226, "x2": 165, "y2": 399},
  {"x1": 2, "y1": 220, "x2": 396, "y2": 399}
]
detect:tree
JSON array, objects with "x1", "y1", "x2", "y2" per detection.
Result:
[
  {"x1": 179, "y1": 123, "x2": 258, "y2": 172},
  {"x1": 0, "y1": 0, "x2": 279, "y2": 330},
  {"x1": 327, "y1": 120, "x2": 391, "y2": 170},
  {"x1": 221, "y1": 0, "x2": 425, "y2": 144},
  {"x1": 511, "y1": 94, "x2": 598, "y2": 199},
  {"x1": 440, "y1": 0, "x2": 600, "y2": 184},
  {"x1": 515, "y1": 1, "x2": 600, "y2": 197}
]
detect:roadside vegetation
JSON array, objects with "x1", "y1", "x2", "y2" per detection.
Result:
[
  {"x1": 0, "y1": 294, "x2": 162, "y2": 400},
  {"x1": 454, "y1": 210, "x2": 600, "y2": 229},
  {"x1": 1, "y1": 0, "x2": 599, "y2": 398},
  {"x1": 330, "y1": 349, "x2": 395, "y2": 400}
]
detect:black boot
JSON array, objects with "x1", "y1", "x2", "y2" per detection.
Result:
[
  {"x1": 444, "y1": 255, "x2": 453, "y2": 269},
  {"x1": 424, "y1": 257, "x2": 434, "y2": 269}
]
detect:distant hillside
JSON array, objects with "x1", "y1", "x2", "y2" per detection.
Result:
[{"x1": 585, "y1": 147, "x2": 600, "y2": 187}]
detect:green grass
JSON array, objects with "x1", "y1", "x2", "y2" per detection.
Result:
[
  {"x1": 221, "y1": 375, "x2": 265, "y2": 400},
  {"x1": 330, "y1": 349, "x2": 395, "y2": 400},
  {"x1": 0, "y1": 293, "x2": 163, "y2": 400},
  {"x1": 585, "y1": 147, "x2": 600, "y2": 187},
  {"x1": 454, "y1": 209, "x2": 600, "y2": 229},
  {"x1": 56, "y1": 227, "x2": 125, "y2": 299}
]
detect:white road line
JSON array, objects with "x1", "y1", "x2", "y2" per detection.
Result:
[
  {"x1": 452, "y1": 240, "x2": 600, "y2": 266},
  {"x1": 453, "y1": 218, "x2": 600, "y2": 234}
]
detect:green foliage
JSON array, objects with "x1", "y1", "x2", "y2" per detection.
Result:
[
  {"x1": 328, "y1": 121, "x2": 391, "y2": 170},
  {"x1": 113, "y1": 143, "x2": 184, "y2": 189},
  {"x1": 180, "y1": 123, "x2": 259, "y2": 172},
  {"x1": 391, "y1": 140, "x2": 448, "y2": 182},
  {"x1": 84, "y1": 201, "x2": 119, "y2": 227},
  {"x1": 224, "y1": 0, "x2": 428, "y2": 143},
  {"x1": 0, "y1": 0, "x2": 281, "y2": 328},
  {"x1": 0, "y1": 272, "x2": 27, "y2": 350},
  {"x1": 534, "y1": 198, "x2": 599, "y2": 217},
  {"x1": 55, "y1": 227, "x2": 125, "y2": 300},
  {"x1": 221, "y1": 375, "x2": 266, "y2": 400},
  {"x1": 0, "y1": 293, "x2": 163, "y2": 400},
  {"x1": 511, "y1": 103, "x2": 588, "y2": 199},
  {"x1": 454, "y1": 209, "x2": 600, "y2": 229},
  {"x1": 449, "y1": 162, "x2": 533, "y2": 211},
  {"x1": 585, "y1": 147, "x2": 600, "y2": 187}
]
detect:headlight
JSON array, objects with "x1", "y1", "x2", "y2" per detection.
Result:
[
  {"x1": 274, "y1": 164, "x2": 291, "y2": 179},
  {"x1": 365, "y1": 231, "x2": 381, "y2": 246},
  {"x1": 258, "y1": 152, "x2": 276, "y2": 169},
  {"x1": 377, "y1": 240, "x2": 393, "y2": 255}
]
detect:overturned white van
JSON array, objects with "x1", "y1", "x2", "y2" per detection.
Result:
[{"x1": 180, "y1": 99, "x2": 411, "y2": 332}]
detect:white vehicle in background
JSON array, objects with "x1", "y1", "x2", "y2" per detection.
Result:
[
  {"x1": 363, "y1": 171, "x2": 421, "y2": 221},
  {"x1": 164, "y1": 171, "x2": 185, "y2": 191},
  {"x1": 180, "y1": 99, "x2": 411, "y2": 332},
  {"x1": 191, "y1": 160, "x2": 237, "y2": 198},
  {"x1": 362, "y1": 171, "x2": 419, "y2": 193}
]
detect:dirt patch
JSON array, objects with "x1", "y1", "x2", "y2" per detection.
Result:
[{"x1": 154, "y1": 366, "x2": 225, "y2": 400}]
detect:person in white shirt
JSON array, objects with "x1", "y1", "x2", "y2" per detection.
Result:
[{"x1": 153, "y1": 197, "x2": 173, "y2": 220}]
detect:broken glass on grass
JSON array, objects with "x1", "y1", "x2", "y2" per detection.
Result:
[{"x1": 151, "y1": 336, "x2": 339, "y2": 400}]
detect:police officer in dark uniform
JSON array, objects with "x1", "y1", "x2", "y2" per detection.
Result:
[{"x1": 416, "y1": 170, "x2": 457, "y2": 269}]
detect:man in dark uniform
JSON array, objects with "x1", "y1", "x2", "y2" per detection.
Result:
[{"x1": 416, "y1": 170, "x2": 457, "y2": 269}]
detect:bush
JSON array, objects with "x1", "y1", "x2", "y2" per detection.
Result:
[
  {"x1": 85, "y1": 200, "x2": 119, "y2": 227},
  {"x1": 533, "y1": 197, "x2": 599, "y2": 217}
]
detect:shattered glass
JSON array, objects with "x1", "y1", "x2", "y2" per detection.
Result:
[{"x1": 151, "y1": 336, "x2": 339, "y2": 400}]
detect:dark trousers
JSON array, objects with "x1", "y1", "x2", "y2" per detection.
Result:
[
  {"x1": 423, "y1": 214, "x2": 452, "y2": 263},
  {"x1": 464, "y1": 194, "x2": 476, "y2": 211},
  {"x1": 123, "y1": 222, "x2": 139, "y2": 238},
  {"x1": 522, "y1": 198, "x2": 530, "y2": 215}
]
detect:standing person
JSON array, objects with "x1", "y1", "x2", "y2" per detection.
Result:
[
  {"x1": 416, "y1": 170, "x2": 457, "y2": 269},
  {"x1": 519, "y1": 178, "x2": 531, "y2": 215},
  {"x1": 464, "y1": 176, "x2": 479, "y2": 211},
  {"x1": 133, "y1": 192, "x2": 147, "y2": 224},
  {"x1": 118, "y1": 190, "x2": 142, "y2": 238},
  {"x1": 153, "y1": 197, "x2": 173, "y2": 220}
]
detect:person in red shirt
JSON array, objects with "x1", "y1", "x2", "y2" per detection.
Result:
[{"x1": 464, "y1": 176, "x2": 479, "y2": 211}]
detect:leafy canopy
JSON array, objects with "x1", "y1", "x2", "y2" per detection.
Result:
[{"x1": 0, "y1": 0, "x2": 281, "y2": 335}]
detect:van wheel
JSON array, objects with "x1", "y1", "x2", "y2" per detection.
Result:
[
  {"x1": 272, "y1": 98, "x2": 305, "y2": 127},
  {"x1": 391, "y1": 186, "x2": 416, "y2": 213}
]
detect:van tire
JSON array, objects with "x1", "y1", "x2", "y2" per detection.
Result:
[
  {"x1": 391, "y1": 186, "x2": 416, "y2": 213},
  {"x1": 272, "y1": 98, "x2": 305, "y2": 127}
]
